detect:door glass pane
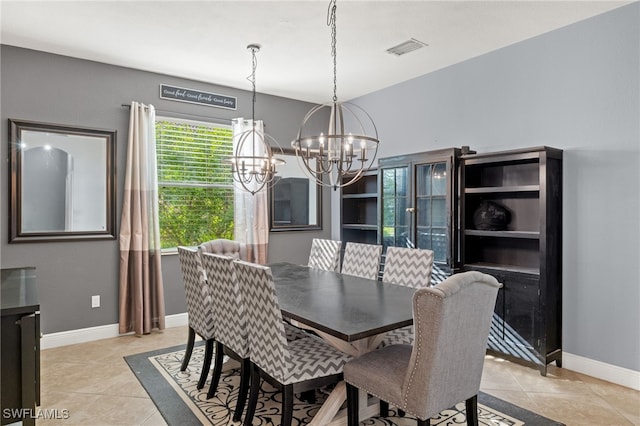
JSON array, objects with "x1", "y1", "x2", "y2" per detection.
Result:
[
  {"x1": 396, "y1": 197, "x2": 408, "y2": 227},
  {"x1": 396, "y1": 226, "x2": 410, "y2": 247},
  {"x1": 396, "y1": 168, "x2": 408, "y2": 197},
  {"x1": 416, "y1": 198, "x2": 430, "y2": 227},
  {"x1": 382, "y1": 226, "x2": 395, "y2": 249},
  {"x1": 382, "y1": 196, "x2": 395, "y2": 226},
  {"x1": 416, "y1": 228, "x2": 430, "y2": 250},
  {"x1": 431, "y1": 197, "x2": 446, "y2": 227},
  {"x1": 431, "y1": 227, "x2": 448, "y2": 262},
  {"x1": 382, "y1": 169, "x2": 396, "y2": 195},
  {"x1": 432, "y1": 163, "x2": 447, "y2": 196},
  {"x1": 415, "y1": 164, "x2": 431, "y2": 197}
]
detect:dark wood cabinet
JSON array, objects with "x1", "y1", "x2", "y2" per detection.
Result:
[
  {"x1": 460, "y1": 146, "x2": 562, "y2": 375},
  {"x1": 378, "y1": 148, "x2": 462, "y2": 270},
  {"x1": 340, "y1": 169, "x2": 379, "y2": 245},
  {"x1": 1, "y1": 267, "x2": 40, "y2": 426}
]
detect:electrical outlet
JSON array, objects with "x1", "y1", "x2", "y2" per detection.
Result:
[{"x1": 91, "y1": 295, "x2": 100, "y2": 308}]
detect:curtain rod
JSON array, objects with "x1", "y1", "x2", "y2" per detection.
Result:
[{"x1": 120, "y1": 104, "x2": 232, "y2": 123}]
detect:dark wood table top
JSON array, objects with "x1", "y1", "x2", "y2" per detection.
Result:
[{"x1": 270, "y1": 262, "x2": 416, "y2": 342}]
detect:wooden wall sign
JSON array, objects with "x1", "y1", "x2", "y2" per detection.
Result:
[{"x1": 159, "y1": 84, "x2": 237, "y2": 110}]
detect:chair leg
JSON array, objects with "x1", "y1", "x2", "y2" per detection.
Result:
[
  {"x1": 206, "y1": 341, "x2": 225, "y2": 399},
  {"x1": 282, "y1": 384, "x2": 294, "y2": 426},
  {"x1": 417, "y1": 418, "x2": 431, "y2": 426},
  {"x1": 380, "y1": 400, "x2": 389, "y2": 417},
  {"x1": 398, "y1": 409, "x2": 406, "y2": 417},
  {"x1": 243, "y1": 363, "x2": 261, "y2": 426},
  {"x1": 233, "y1": 357, "x2": 251, "y2": 422},
  {"x1": 465, "y1": 395, "x2": 478, "y2": 426},
  {"x1": 180, "y1": 326, "x2": 196, "y2": 371},
  {"x1": 197, "y1": 339, "x2": 214, "y2": 390},
  {"x1": 346, "y1": 383, "x2": 359, "y2": 426}
]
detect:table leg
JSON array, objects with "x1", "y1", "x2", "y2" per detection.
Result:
[
  {"x1": 308, "y1": 381, "x2": 346, "y2": 426},
  {"x1": 287, "y1": 320, "x2": 386, "y2": 424}
]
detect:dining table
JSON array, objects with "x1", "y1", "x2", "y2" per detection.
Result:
[{"x1": 269, "y1": 262, "x2": 417, "y2": 426}]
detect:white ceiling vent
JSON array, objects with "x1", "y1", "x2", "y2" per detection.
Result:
[{"x1": 386, "y1": 38, "x2": 428, "y2": 56}]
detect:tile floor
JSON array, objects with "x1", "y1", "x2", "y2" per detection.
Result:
[{"x1": 36, "y1": 326, "x2": 639, "y2": 426}]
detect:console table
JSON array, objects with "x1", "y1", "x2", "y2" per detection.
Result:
[{"x1": 1, "y1": 267, "x2": 40, "y2": 426}]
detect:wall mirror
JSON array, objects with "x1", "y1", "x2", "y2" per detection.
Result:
[
  {"x1": 9, "y1": 119, "x2": 116, "y2": 243},
  {"x1": 270, "y1": 149, "x2": 321, "y2": 231}
]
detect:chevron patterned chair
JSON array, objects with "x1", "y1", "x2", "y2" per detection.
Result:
[
  {"x1": 200, "y1": 252, "x2": 251, "y2": 421},
  {"x1": 307, "y1": 238, "x2": 342, "y2": 272},
  {"x1": 178, "y1": 238, "x2": 248, "y2": 372},
  {"x1": 177, "y1": 246, "x2": 216, "y2": 390},
  {"x1": 178, "y1": 239, "x2": 243, "y2": 373},
  {"x1": 381, "y1": 246, "x2": 434, "y2": 347},
  {"x1": 341, "y1": 242, "x2": 383, "y2": 280},
  {"x1": 235, "y1": 260, "x2": 353, "y2": 426},
  {"x1": 344, "y1": 271, "x2": 501, "y2": 426}
]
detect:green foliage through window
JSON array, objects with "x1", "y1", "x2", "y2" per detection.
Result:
[{"x1": 156, "y1": 118, "x2": 234, "y2": 249}]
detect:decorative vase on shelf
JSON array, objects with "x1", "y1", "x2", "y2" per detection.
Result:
[{"x1": 473, "y1": 200, "x2": 511, "y2": 231}]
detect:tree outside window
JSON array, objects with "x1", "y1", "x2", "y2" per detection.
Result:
[{"x1": 156, "y1": 118, "x2": 234, "y2": 249}]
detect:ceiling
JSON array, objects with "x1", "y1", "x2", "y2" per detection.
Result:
[{"x1": 0, "y1": 1, "x2": 630, "y2": 103}]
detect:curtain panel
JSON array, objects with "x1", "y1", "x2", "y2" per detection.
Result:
[
  {"x1": 118, "y1": 101, "x2": 166, "y2": 335},
  {"x1": 232, "y1": 118, "x2": 269, "y2": 264}
]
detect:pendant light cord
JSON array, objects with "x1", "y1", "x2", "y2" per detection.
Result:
[
  {"x1": 247, "y1": 45, "x2": 259, "y2": 158},
  {"x1": 247, "y1": 46, "x2": 258, "y2": 124},
  {"x1": 327, "y1": 0, "x2": 338, "y2": 102}
]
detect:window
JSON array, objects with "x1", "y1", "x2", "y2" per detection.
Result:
[{"x1": 156, "y1": 117, "x2": 234, "y2": 250}]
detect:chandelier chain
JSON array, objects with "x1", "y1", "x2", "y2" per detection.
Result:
[
  {"x1": 328, "y1": 0, "x2": 337, "y2": 102},
  {"x1": 247, "y1": 46, "x2": 258, "y2": 123},
  {"x1": 291, "y1": 0, "x2": 379, "y2": 190}
]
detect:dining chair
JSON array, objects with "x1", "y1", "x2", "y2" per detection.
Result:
[
  {"x1": 179, "y1": 239, "x2": 241, "y2": 372},
  {"x1": 234, "y1": 260, "x2": 353, "y2": 426},
  {"x1": 200, "y1": 254, "x2": 309, "y2": 420},
  {"x1": 199, "y1": 238, "x2": 247, "y2": 260},
  {"x1": 177, "y1": 246, "x2": 215, "y2": 390},
  {"x1": 344, "y1": 271, "x2": 501, "y2": 426},
  {"x1": 341, "y1": 242, "x2": 383, "y2": 281},
  {"x1": 381, "y1": 246, "x2": 434, "y2": 347},
  {"x1": 307, "y1": 238, "x2": 342, "y2": 272},
  {"x1": 200, "y1": 252, "x2": 250, "y2": 421}
]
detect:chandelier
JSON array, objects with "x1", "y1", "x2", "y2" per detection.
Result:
[
  {"x1": 291, "y1": 0, "x2": 379, "y2": 190},
  {"x1": 226, "y1": 44, "x2": 284, "y2": 195}
]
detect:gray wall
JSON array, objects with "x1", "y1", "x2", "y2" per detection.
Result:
[
  {"x1": 347, "y1": 3, "x2": 639, "y2": 371},
  {"x1": 0, "y1": 45, "x2": 331, "y2": 334}
]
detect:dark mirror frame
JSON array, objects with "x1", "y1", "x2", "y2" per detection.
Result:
[
  {"x1": 8, "y1": 119, "x2": 117, "y2": 243},
  {"x1": 269, "y1": 148, "x2": 322, "y2": 232}
]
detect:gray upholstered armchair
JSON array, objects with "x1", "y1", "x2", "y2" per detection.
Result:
[
  {"x1": 199, "y1": 238, "x2": 248, "y2": 260},
  {"x1": 344, "y1": 271, "x2": 501, "y2": 426}
]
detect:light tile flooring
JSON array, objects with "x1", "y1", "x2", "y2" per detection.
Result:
[{"x1": 37, "y1": 326, "x2": 639, "y2": 426}]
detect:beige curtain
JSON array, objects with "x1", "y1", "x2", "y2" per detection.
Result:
[
  {"x1": 232, "y1": 118, "x2": 269, "y2": 264},
  {"x1": 118, "y1": 101, "x2": 165, "y2": 334}
]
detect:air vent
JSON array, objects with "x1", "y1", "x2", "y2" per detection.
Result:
[{"x1": 386, "y1": 38, "x2": 428, "y2": 56}]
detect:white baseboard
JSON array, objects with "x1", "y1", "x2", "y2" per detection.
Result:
[
  {"x1": 563, "y1": 352, "x2": 640, "y2": 391},
  {"x1": 40, "y1": 312, "x2": 188, "y2": 350}
]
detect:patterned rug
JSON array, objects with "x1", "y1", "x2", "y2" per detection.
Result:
[{"x1": 125, "y1": 344, "x2": 563, "y2": 426}]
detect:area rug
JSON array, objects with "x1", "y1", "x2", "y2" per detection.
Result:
[{"x1": 125, "y1": 344, "x2": 563, "y2": 426}]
